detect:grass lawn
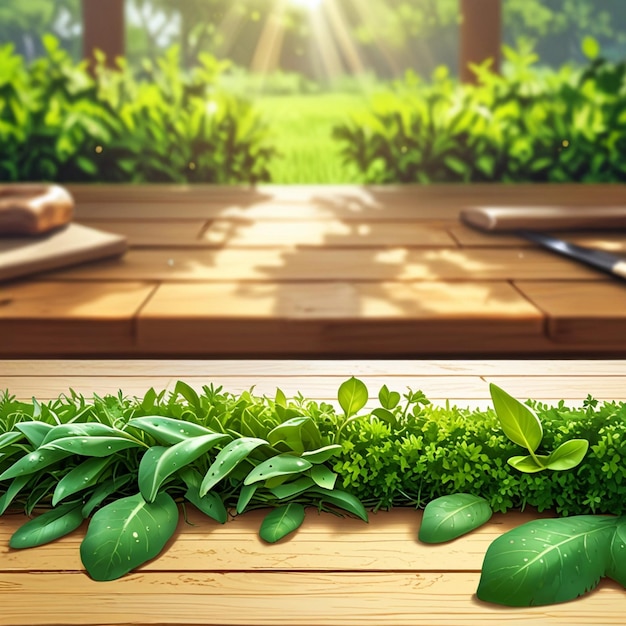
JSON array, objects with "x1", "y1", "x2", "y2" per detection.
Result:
[{"x1": 254, "y1": 93, "x2": 371, "y2": 184}]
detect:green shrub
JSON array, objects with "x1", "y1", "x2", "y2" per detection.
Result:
[
  {"x1": 332, "y1": 44, "x2": 626, "y2": 183},
  {"x1": 0, "y1": 36, "x2": 276, "y2": 183}
]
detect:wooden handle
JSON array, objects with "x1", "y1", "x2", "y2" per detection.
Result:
[
  {"x1": 460, "y1": 205, "x2": 626, "y2": 232},
  {"x1": 0, "y1": 184, "x2": 74, "y2": 235}
]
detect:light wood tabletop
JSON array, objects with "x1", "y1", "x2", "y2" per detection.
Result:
[
  {"x1": 2, "y1": 359, "x2": 626, "y2": 625},
  {"x1": 2, "y1": 184, "x2": 626, "y2": 358}
]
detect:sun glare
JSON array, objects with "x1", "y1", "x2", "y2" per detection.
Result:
[{"x1": 289, "y1": 0, "x2": 323, "y2": 9}]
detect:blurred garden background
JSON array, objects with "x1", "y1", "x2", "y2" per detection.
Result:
[{"x1": 1, "y1": 0, "x2": 625, "y2": 184}]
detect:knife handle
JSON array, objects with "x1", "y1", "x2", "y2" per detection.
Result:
[
  {"x1": 0, "y1": 184, "x2": 74, "y2": 236},
  {"x1": 460, "y1": 205, "x2": 626, "y2": 232}
]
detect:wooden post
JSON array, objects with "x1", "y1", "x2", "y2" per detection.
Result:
[
  {"x1": 459, "y1": 0, "x2": 502, "y2": 83},
  {"x1": 82, "y1": 0, "x2": 125, "y2": 70}
]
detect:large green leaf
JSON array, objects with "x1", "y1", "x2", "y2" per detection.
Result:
[
  {"x1": 244, "y1": 454, "x2": 312, "y2": 485},
  {"x1": 508, "y1": 454, "x2": 549, "y2": 473},
  {"x1": 259, "y1": 503, "x2": 306, "y2": 543},
  {"x1": 127, "y1": 416, "x2": 217, "y2": 445},
  {"x1": 0, "y1": 448, "x2": 72, "y2": 481},
  {"x1": 81, "y1": 475, "x2": 133, "y2": 518},
  {"x1": 0, "y1": 475, "x2": 32, "y2": 515},
  {"x1": 52, "y1": 457, "x2": 112, "y2": 506},
  {"x1": 41, "y1": 436, "x2": 143, "y2": 457},
  {"x1": 418, "y1": 494, "x2": 492, "y2": 543},
  {"x1": 338, "y1": 377, "x2": 368, "y2": 418},
  {"x1": 180, "y1": 468, "x2": 228, "y2": 523},
  {"x1": 200, "y1": 437, "x2": 268, "y2": 496},
  {"x1": 545, "y1": 439, "x2": 589, "y2": 470},
  {"x1": 267, "y1": 417, "x2": 321, "y2": 454},
  {"x1": 236, "y1": 484, "x2": 257, "y2": 514},
  {"x1": 15, "y1": 421, "x2": 54, "y2": 447},
  {"x1": 269, "y1": 477, "x2": 315, "y2": 499},
  {"x1": 301, "y1": 444, "x2": 343, "y2": 464},
  {"x1": 138, "y1": 432, "x2": 229, "y2": 502},
  {"x1": 477, "y1": 516, "x2": 617, "y2": 606},
  {"x1": 40, "y1": 423, "x2": 125, "y2": 445},
  {"x1": 489, "y1": 383, "x2": 543, "y2": 452},
  {"x1": 309, "y1": 487, "x2": 368, "y2": 522},
  {"x1": 9, "y1": 502, "x2": 84, "y2": 549},
  {"x1": 80, "y1": 492, "x2": 179, "y2": 581},
  {"x1": 0, "y1": 431, "x2": 24, "y2": 450},
  {"x1": 607, "y1": 518, "x2": 626, "y2": 586},
  {"x1": 310, "y1": 465, "x2": 337, "y2": 490}
]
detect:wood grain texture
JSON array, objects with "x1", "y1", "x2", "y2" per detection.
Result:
[{"x1": 77, "y1": 220, "x2": 209, "y2": 247}]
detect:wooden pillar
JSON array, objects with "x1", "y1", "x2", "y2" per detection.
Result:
[
  {"x1": 82, "y1": 0, "x2": 125, "y2": 70},
  {"x1": 459, "y1": 0, "x2": 502, "y2": 83}
]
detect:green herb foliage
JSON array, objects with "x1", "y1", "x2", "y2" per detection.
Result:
[{"x1": 0, "y1": 37, "x2": 275, "y2": 183}]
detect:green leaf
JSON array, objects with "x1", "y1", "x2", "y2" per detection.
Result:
[
  {"x1": 378, "y1": 385, "x2": 401, "y2": 410},
  {"x1": 582, "y1": 36, "x2": 601, "y2": 60},
  {"x1": 607, "y1": 518, "x2": 626, "y2": 586},
  {"x1": 0, "y1": 431, "x2": 24, "y2": 450},
  {"x1": 338, "y1": 377, "x2": 368, "y2": 418},
  {"x1": 200, "y1": 437, "x2": 268, "y2": 496},
  {"x1": 269, "y1": 477, "x2": 315, "y2": 499},
  {"x1": 371, "y1": 408, "x2": 396, "y2": 425},
  {"x1": 41, "y1": 423, "x2": 124, "y2": 445},
  {"x1": 309, "y1": 487, "x2": 368, "y2": 522},
  {"x1": 244, "y1": 454, "x2": 312, "y2": 486},
  {"x1": 267, "y1": 417, "x2": 321, "y2": 454},
  {"x1": 0, "y1": 475, "x2": 31, "y2": 515},
  {"x1": 545, "y1": 439, "x2": 589, "y2": 470},
  {"x1": 310, "y1": 465, "x2": 337, "y2": 490},
  {"x1": 174, "y1": 380, "x2": 202, "y2": 415},
  {"x1": 184, "y1": 484, "x2": 227, "y2": 524},
  {"x1": 10, "y1": 502, "x2": 84, "y2": 549},
  {"x1": 41, "y1": 436, "x2": 142, "y2": 457},
  {"x1": 477, "y1": 516, "x2": 616, "y2": 606},
  {"x1": 138, "y1": 432, "x2": 229, "y2": 502},
  {"x1": 0, "y1": 448, "x2": 72, "y2": 481},
  {"x1": 236, "y1": 484, "x2": 257, "y2": 514},
  {"x1": 489, "y1": 383, "x2": 543, "y2": 452},
  {"x1": 275, "y1": 388, "x2": 287, "y2": 408},
  {"x1": 259, "y1": 503, "x2": 306, "y2": 543},
  {"x1": 52, "y1": 457, "x2": 112, "y2": 506},
  {"x1": 128, "y1": 416, "x2": 217, "y2": 445},
  {"x1": 81, "y1": 475, "x2": 133, "y2": 518},
  {"x1": 418, "y1": 494, "x2": 492, "y2": 543},
  {"x1": 301, "y1": 444, "x2": 343, "y2": 464},
  {"x1": 508, "y1": 454, "x2": 550, "y2": 473},
  {"x1": 15, "y1": 421, "x2": 54, "y2": 447},
  {"x1": 80, "y1": 492, "x2": 179, "y2": 581}
]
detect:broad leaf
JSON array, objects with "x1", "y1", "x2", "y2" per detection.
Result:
[
  {"x1": 545, "y1": 439, "x2": 589, "y2": 470},
  {"x1": 244, "y1": 454, "x2": 312, "y2": 485},
  {"x1": 184, "y1": 484, "x2": 228, "y2": 524},
  {"x1": 138, "y1": 433, "x2": 229, "y2": 502},
  {"x1": 15, "y1": 421, "x2": 54, "y2": 447},
  {"x1": 174, "y1": 380, "x2": 202, "y2": 415},
  {"x1": 41, "y1": 436, "x2": 142, "y2": 457},
  {"x1": 0, "y1": 448, "x2": 72, "y2": 481},
  {"x1": 301, "y1": 444, "x2": 343, "y2": 464},
  {"x1": 607, "y1": 518, "x2": 626, "y2": 586},
  {"x1": 310, "y1": 465, "x2": 337, "y2": 490},
  {"x1": 0, "y1": 475, "x2": 32, "y2": 515},
  {"x1": 128, "y1": 416, "x2": 217, "y2": 445},
  {"x1": 80, "y1": 492, "x2": 179, "y2": 581},
  {"x1": 200, "y1": 437, "x2": 268, "y2": 496},
  {"x1": 508, "y1": 454, "x2": 550, "y2": 473},
  {"x1": 309, "y1": 487, "x2": 368, "y2": 522},
  {"x1": 269, "y1": 477, "x2": 315, "y2": 499},
  {"x1": 378, "y1": 385, "x2": 401, "y2": 410},
  {"x1": 236, "y1": 484, "x2": 257, "y2": 514},
  {"x1": 41, "y1": 423, "x2": 125, "y2": 446},
  {"x1": 371, "y1": 408, "x2": 396, "y2": 426},
  {"x1": 418, "y1": 494, "x2": 492, "y2": 543},
  {"x1": 338, "y1": 377, "x2": 368, "y2": 418},
  {"x1": 0, "y1": 431, "x2": 24, "y2": 450},
  {"x1": 259, "y1": 503, "x2": 306, "y2": 543},
  {"x1": 267, "y1": 417, "x2": 321, "y2": 454},
  {"x1": 477, "y1": 516, "x2": 616, "y2": 606},
  {"x1": 489, "y1": 383, "x2": 543, "y2": 452},
  {"x1": 81, "y1": 475, "x2": 133, "y2": 518},
  {"x1": 52, "y1": 457, "x2": 112, "y2": 506},
  {"x1": 10, "y1": 502, "x2": 84, "y2": 549}
]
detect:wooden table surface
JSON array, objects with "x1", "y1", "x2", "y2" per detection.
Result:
[
  {"x1": 2, "y1": 184, "x2": 626, "y2": 358},
  {"x1": 2, "y1": 359, "x2": 626, "y2": 625}
]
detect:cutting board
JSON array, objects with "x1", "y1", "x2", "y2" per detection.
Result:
[{"x1": 0, "y1": 223, "x2": 127, "y2": 282}]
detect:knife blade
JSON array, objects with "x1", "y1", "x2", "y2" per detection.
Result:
[{"x1": 517, "y1": 229, "x2": 626, "y2": 280}]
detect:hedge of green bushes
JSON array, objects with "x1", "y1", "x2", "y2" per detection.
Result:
[
  {"x1": 0, "y1": 36, "x2": 275, "y2": 183},
  {"x1": 333, "y1": 45, "x2": 626, "y2": 183}
]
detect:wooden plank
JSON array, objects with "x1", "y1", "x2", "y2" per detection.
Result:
[
  {"x1": 515, "y1": 281, "x2": 626, "y2": 344},
  {"x1": 2, "y1": 571, "x2": 626, "y2": 625},
  {"x1": 136, "y1": 281, "x2": 546, "y2": 355},
  {"x1": 480, "y1": 376, "x2": 626, "y2": 400},
  {"x1": 202, "y1": 220, "x2": 456, "y2": 248},
  {"x1": 4, "y1": 359, "x2": 626, "y2": 378},
  {"x1": 43, "y1": 248, "x2": 602, "y2": 281},
  {"x1": 76, "y1": 220, "x2": 209, "y2": 247},
  {"x1": 0, "y1": 282, "x2": 155, "y2": 355},
  {"x1": 0, "y1": 508, "x2": 554, "y2": 573}
]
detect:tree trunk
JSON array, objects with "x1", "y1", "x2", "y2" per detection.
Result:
[
  {"x1": 82, "y1": 0, "x2": 125, "y2": 71},
  {"x1": 459, "y1": 0, "x2": 501, "y2": 83}
]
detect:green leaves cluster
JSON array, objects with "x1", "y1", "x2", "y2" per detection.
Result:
[
  {"x1": 489, "y1": 383, "x2": 589, "y2": 473},
  {"x1": 333, "y1": 44, "x2": 626, "y2": 183},
  {"x1": 0, "y1": 36, "x2": 275, "y2": 183}
]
